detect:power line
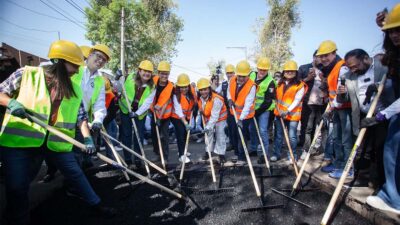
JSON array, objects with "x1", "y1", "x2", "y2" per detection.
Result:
[
  {"x1": 65, "y1": 0, "x2": 87, "y2": 17},
  {"x1": 4, "y1": 0, "x2": 83, "y2": 23},
  {"x1": 46, "y1": 0, "x2": 84, "y2": 25},
  {"x1": 0, "y1": 16, "x2": 59, "y2": 33},
  {"x1": 172, "y1": 63, "x2": 207, "y2": 76},
  {"x1": 39, "y1": 0, "x2": 86, "y2": 30}
]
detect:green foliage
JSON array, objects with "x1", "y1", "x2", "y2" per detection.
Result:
[
  {"x1": 85, "y1": 0, "x2": 183, "y2": 72},
  {"x1": 255, "y1": 0, "x2": 300, "y2": 73}
]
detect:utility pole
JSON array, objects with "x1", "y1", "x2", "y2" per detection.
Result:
[{"x1": 120, "y1": 7, "x2": 126, "y2": 77}]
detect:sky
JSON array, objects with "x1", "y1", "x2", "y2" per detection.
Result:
[{"x1": 0, "y1": 0, "x2": 398, "y2": 82}]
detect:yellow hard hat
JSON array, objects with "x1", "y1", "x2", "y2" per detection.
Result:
[
  {"x1": 92, "y1": 44, "x2": 111, "y2": 60},
  {"x1": 157, "y1": 61, "x2": 171, "y2": 72},
  {"x1": 225, "y1": 64, "x2": 235, "y2": 73},
  {"x1": 138, "y1": 60, "x2": 154, "y2": 72},
  {"x1": 236, "y1": 60, "x2": 251, "y2": 76},
  {"x1": 48, "y1": 40, "x2": 84, "y2": 66},
  {"x1": 176, "y1": 73, "x2": 190, "y2": 87},
  {"x1": 257, "y1": 57, "x2": 271, "y2": 70},
  {"x1": 283, "y1": 60, "x2": 298, "y2": 71},
  {"x1": 382, "y1": 4, "x2": 400, "y2": 30},
  {"x1": 197, "y1": 78, "x2": 210, "y2": 90},
  {"x1": 80, "y1": 45, "x2": 91, "y2": 59},
  {"x1": 316, "y1": 40, "x2": 337, "y2": 56}
]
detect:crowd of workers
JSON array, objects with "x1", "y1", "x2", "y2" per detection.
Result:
[{"x1": 0, "y1": 4, "x2": 400, "y2": 225}]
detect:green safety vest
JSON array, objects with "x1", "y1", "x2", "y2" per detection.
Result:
[
  {"x1": 118, "y1": 73, "x2": 153, "y2": 120},
  {"x1": 0, "y1": 66, "x2": 82, "y2": 152},
  {"x1": 250, "y1": 71, "x2": 276, "y2": 111},
  {"x1": 71, "y1": 66, "x2": 104, "y2": 121}
]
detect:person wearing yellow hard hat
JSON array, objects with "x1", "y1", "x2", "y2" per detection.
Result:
[
  {"x1": 224, "y1": 60, "x2": 257, "y2": 166},
  {"x1": 0, "y1": 40, "x2": 116, "y2": 224},
  {"x1": 272, "y1": 60, "x2": 307, "y2": 164},
  {"x1": 69, "y1": 43, "x2": 111, "y2": 169},
  {"x1": 118, "y1": 60, "x2": 155, "y2": 167},
  {"x1": 197, "y1": 77, "x2": 228, "y2": 163},
  {"x1": 316, "y1": 39, "x2": 353, "y2": 179},
  {"x1": 247, "y1": 57, "x2": 277, "y2": 164},
  {"x1": 170, "y1": 73, "x2": 196, "y2": 163},
  {"x1": 80, "y1": 45, "x2": 91, "y2": 60},
  {"x1": 217, "y1": 64, "x2": 236, "y2": 152},
  {"x1": 364, "y1": 4, "x2": 400, "y2": 214},
  {"x1": 139, "y1": 61, "x2": 174, "y2": 162}
]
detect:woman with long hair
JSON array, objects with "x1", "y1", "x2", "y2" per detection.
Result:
[
  {"x1": 364, "y1": 4, "x2": 400, "y2": 214},
  {"x1": 119, "y1": 60, "x2": 155, "y2": 168},
  {"x1": 171, "y1": 73, "x2": 196, "y2": 163},
  {"x1": 271, "y1": 60, "x2": 307, "y2": 163},
  {"x1": 0, "y1": 40, "x2": 115, "y2": 225}
]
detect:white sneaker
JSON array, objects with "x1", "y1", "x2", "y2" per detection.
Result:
[
  {"x1": 143, "y1": 139, "x2": 148, "y2": 146},
  {"x1": 270, "y1": 156, "x2": 278, "y2": 162},
  {"x1": 115, "y1": 146, "x2": 123, "y2": 151},
  {"x1": 366, "y1": 196, "x2": 400, "y2": 215},
  {"x1": 179, "y1": 155, "x2": 190, "y2": 163},
  {"x1": 196, "y1": 137, "x2": 204, "y2": 143},
  {"x1": 300, "y1": 151, "x2": 307, "y2": 160},
  {"x1": 224, "y1": 161, "x2": 235, "y2": 167},
  {"x1": 288, "y1": 158, "x2": 293, "y2": 165},
  {"x1": 236, "y1": 160, "x2": 246, "y2": 166}
]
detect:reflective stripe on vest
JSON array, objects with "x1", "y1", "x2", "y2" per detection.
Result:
[
  {"x1": 171, "y1": 86, "x2": 196, "y2": 120},
  {"x1": 250, "y1": 72, "x2": 276, "y2": 111},
  {"x1": 118, "y1": 73, "x2": 153, "y2": 119},
  {"x1": 229, "y1": 76, "x2": 255, "y2": 119},
  {"x1": 71, "y1": 66, "x2": 104, "y2": 121},
  {"x1": 198, "y1": 92, "x2": 227, "y2": 123},
  {"x1": 327, "y1": 60, "x2": 351, "y2": 109},
  {"x1": 273, "y1": 81, "x2": 307, "y2": 121},
  {"x1": 151, "y1": 76, "x2": 174, "y2": 119},
  {"x1": 0, "y1": 66, "x2": 82, "y2": 152}
]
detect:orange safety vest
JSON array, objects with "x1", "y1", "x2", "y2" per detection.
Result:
[
  {"x1": 198, "y1": 92, "x2": 228, "y2": 123},
  {"x1": 105, "y1": 91, "x2": 115, "y2": 109},
  {"x1": 151, "y1": 75, "x2": 174, "y2": 119},
  {"x1": 229, "y1": 77, "x2": 255, "y2": 119},
  {"x1": 171, "y1": 86, "x2": 196, "y2": 121},
  {"x1": 327, "y1": 60, "x2": 351, "y2": 109},
  {"x1": 274, "y1": 81, "x2": 307, "y2": 121}
]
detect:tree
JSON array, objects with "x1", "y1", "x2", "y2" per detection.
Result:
[
  {"x1": 85, "y1": 0, "x2": 183, "y2": 72},
  {"x1": 255, "y1": 0, "x2": 300, "y2": 72},
  {"x1": 207, "y1": 59, "x2": 225, "y2": 78}
]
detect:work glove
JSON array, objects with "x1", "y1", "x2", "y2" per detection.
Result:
[
  {"x1": 129, "y1": 111, "x2": 138, "y2": 119},
  {"x1": 7, "y1": 99, "x2": 26, "y2": 119},
  {"x1": 91, "y1": 122, "x2": 103, "y2": 132},
  {"x1": 84, "y1": 137, "x2": 96, "y2": 155},
  {"x1": 185, "y1": 123, "x2": 192, "y2": 131},
  {"x1": 360, "y1": 112, "x2": 386, "y2": 128},
  {"x1": 155, "y1": 119, "x2": 161, "y2": 127},
  {"x1": 203, "y1": 127, "x2": 213, "y2": 135},
  {"x1": 363, "y1": 83, "x2": 378, "y2": 105},
  {"x1": 280, "y1": 111, "x2": 288, "y2": 118},
  {"x1": 322, "y1": 111, "x2": 333, "y2": 124},
  {"x1": 115, "y1": 69, "x2": 123, "y2": 80},
  {"x1": 237, "y1": 119, "x2": 243, "y2": 130},
  {"x1": 228, "y1": 99, "x2": 234, "y2": 109}
]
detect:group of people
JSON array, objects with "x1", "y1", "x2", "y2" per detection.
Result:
[{"x1": 1, "y1": 3, "x2": 400, "y2": 225}]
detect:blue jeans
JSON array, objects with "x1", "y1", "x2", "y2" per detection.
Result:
[
  {"x1": 377, "y1": 114, "x2": 400, "y2": 210},
  {"x1": 324, "y1": 122, "x2": 335, "y2": 160},
  {"x1": 104, "y1": 119, "x2": 119, "y2": 159},
  {"x1": 273, "y1": 118, "x2": 299, "y2": 160},
  {"x1": 2, "y1": 146, "x2": 100, "y2": 225},
  {"x1": 120, "y1": 113, "x2": 145, "y2": 164},
  {"x1": 250, "y1": 111, "x2": 271, "y2": 157},
  {"x1": 332, "y1": 109, "x2": 353, "y2": 170},
  {"x1": 171, "y1": 118, "x2": 187, "y2": 157}
]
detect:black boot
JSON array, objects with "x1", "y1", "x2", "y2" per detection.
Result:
[
  {"x1": 91, "y1": 202, "x2": 117, "y2": 218},
  {"x1": 257, "y1": 156, "x2": 265, "y2": 164},
  {"x1": 202, "y1": 152, "x2": 209, "y2": 161}
]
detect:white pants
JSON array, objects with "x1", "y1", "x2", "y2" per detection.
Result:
[{"x1": 206, "y1": 120, "x2": 227, "y2": 155}]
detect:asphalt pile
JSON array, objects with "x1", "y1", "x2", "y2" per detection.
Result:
[{"x1": 30, "y1": 164, "x2": 372, "y2": 225}]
